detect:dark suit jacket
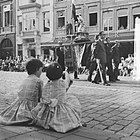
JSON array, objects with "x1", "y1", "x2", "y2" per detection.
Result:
[
  {"x1": 111, "y1": 44, "x2": 120, "y2": 64},
  {"x1": 104, "y1": 43, "x2": 113, "y2": 63},
  {"x1": 94, "y1": 40, "x2": 107, "y2": 64},
  {"x1": 81, "y1": 43, "x2": 91, "y2": 67}
]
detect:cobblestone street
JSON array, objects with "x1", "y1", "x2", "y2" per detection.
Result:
[{"x1": 0, "y1": 71, "x2": 140, "y2": 140}]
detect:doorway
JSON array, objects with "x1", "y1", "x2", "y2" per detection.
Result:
[{"x1": 30, "y1": 49, "x2": 36, "y2": 58}]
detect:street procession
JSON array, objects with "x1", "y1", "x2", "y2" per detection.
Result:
[{"x1": 0, "y1": 0, "x2": 140, "y2": 139}]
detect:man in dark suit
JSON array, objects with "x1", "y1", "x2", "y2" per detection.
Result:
[
  {"x1": 105, "y1": 37, "x2": 115, "y2": 82},
  {"x1": 92, "y1": 31, "x2": 110, "y2": 86},
  {"x1": 87, "y1": 36, "x2": 98, "y2": 82},
  {"x1": 111, "y1": 40, "x2": 120, "y2": 81}
]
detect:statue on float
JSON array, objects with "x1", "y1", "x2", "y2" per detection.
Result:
[
  {"x1": 76, "y1": 14, "x2": 85, "y2": 32},
  {"x1": 74, "y1": 14, "x2": 89, "y2": 43}
]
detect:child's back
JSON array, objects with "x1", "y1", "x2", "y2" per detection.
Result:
[
  {"x1": 31, "y1": 62, "x2": 81, "y2": 133},
  {"x1": 18, "y1": 74, "x2": 43, "y2": 107},
  {"x1": 0, "y1": 59, "x2": 43, "y2": 125}
]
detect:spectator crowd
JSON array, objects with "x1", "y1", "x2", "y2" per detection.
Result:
[
  {"x1": 118, "y1": 54, "x2": 134, "y2": 77},
  {"x1": 0, "y1": 55, "x2": 54, "y2": 72}
]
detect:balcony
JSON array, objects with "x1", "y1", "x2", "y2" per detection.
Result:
[
  {"x1": 0, "y1": 26, "x2": 16, "y2": 34},
  {"x1": 21, "y1": 30, "x2": 40, "y2": 39}
]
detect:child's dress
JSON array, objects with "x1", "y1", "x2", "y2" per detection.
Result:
[
  {"x1": 0, "y1": 74, "x2": 43, "y2": 125},
  {"x1": 31, "y1": 74, "x2": 82, "y2": 133}
]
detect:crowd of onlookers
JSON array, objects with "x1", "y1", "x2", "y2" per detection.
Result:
[
  {"x1": 118, "y1": 54, "x2": 134, "y2": 77},
  {"x1": 0, "y1": 53, "x2": 134, "y2": 78},
  {"x1": 0, "y1": 56, "x2": 25, "y2": 72},
  {"x1": 0, "y1": 55, "x2": 54, "y2": 72}
]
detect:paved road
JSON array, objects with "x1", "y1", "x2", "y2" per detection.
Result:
[{"x1": 0, "y1": 71, "x2": 140, "y2": 140}]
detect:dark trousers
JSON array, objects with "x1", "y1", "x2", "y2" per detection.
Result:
[
  {"x1": 113, "y1": 62, "x2": 119, "y2": 80},
  {"x1": 106, "y1": 59, "x2": 114, "y2": 81},
  {"x1": 74, "y1": 71, "x2": 78, "y2": 79},
  {"x1": 87, "y1": 61, "x2": 97, "y2": 81}
]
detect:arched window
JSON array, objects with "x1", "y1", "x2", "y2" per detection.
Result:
[{"x1": 0, "y1": 38, "x2": 13, "y2": 59}]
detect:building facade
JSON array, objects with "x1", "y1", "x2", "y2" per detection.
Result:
[
  {"x1": 0, "y1": 0, "x2": 16, "y2": 60},
  {"x1": 101, "y1": 0, "x2": 140, "y2": 57},
  {"x1": 16, "y1": 0, "x2": 54, "y2": 60},
  {"x1": 15, "y1": 0, "x2": 140, "y2": 60}
]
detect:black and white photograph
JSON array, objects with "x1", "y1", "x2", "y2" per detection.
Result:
[{"x1": 0, "y1": 0, "x2": 140, "y2": 139}]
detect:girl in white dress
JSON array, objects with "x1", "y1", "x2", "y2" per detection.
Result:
[{"x1": 31, "y1": 62, "x2": 81, "y2": 133}]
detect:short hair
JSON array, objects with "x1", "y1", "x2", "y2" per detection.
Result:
[
  {"x1": 46, "y1": 62, "x2": 63, "y2": 80},
  {"x1": 26, "y1": 58, "x2": 43, "y2": 75}
]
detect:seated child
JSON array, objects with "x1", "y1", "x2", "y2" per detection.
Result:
[
  {"x1": 31, "y1": 62, "x2": 82, "y2": 133},
  {"x1": 0, "y1": 58, "x2": 43, "y2": 125}
]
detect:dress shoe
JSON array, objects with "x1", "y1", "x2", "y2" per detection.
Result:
[
  {"x1": 92, "y1": 81, "x2": 99, "y2": 84},
  {"x1": 87, "y1": 78, "x2": 92, "y2": 82},
  {"x1": 74, "y1": 77, "x2": 79, "y2": 79},
  {"x1": 103, "y1": 83, "x2": 110, "y2": 86}
]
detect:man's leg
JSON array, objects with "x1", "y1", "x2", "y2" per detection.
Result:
[
  {"x1": 101, "y1": 63, "x2": 110, "y2": 86},
  {"x1": 107, "y1": 60, "x2": 115, "y2": 82},
  {"x1": 114, "y1": 62, "x2": 120, "y2": 80},
  {"x1": 87, "y1": 61, "x2": 97, "y2": 82}
]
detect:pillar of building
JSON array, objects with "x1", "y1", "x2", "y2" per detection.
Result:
[{"x1": 133, "y1": 17, "x2": 140, "y2": 81}]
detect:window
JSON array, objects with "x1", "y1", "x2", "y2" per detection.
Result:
[
  {"x1": 1, "y1": 38, "x2": 13, "y2": 59},
  {"x1": 103, "y1": 11, "x2": 113, "y2": 31},
  {"x1": 30, "y1": 18, "x2": 36, "y2": 30},
  {"x1": 118, "y1": 16, "x2": 128, "y2": 30},
  {"x1": 1, "y1": 38, "x2": 13, "y2": 48},
  {"x1": 23, "y1": 14, "x2": 38, "y2": 31},
  {"x1": 89, "y1": 13, "x2": 97, "y2": 26},
  {"x1": 4, "y1": 11, "x2": 10, "y2": 26},
  {"x1": 3, "y1": 4, "x2": 12, "y2": 27},
  {"x1": 133, "y1": 15, "x2": 140, "y2": 28},
  {"x1": 57, "y1": 11, "x2": 65, "y2": 29},
  {"x1": 43, "y1": 12, "x2": 50, "y2": 32},
  {"x1": 103, "y1": 18, "x2": 113, "y2": 31},
  {"x1": 88, "y1": 5, "x2": 98, "y2": 27}
]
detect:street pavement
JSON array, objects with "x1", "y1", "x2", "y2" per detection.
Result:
[{"x1": 0, "y1": 71, "x2": 140, "y2": 140}]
